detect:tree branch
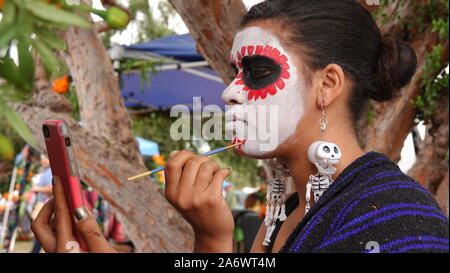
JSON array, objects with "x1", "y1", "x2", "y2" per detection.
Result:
[{"x1": 168, "y1": 0, "x2": 247, "y2": 85}]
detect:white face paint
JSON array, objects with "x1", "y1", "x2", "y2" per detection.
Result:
[{"x1": 222, "y1": 27, "x2": 307, "y2": 158}]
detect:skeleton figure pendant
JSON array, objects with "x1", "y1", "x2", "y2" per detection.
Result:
[
  {"x1": 305, "y1": 141, "x2": 341, "y2": 214},
  {"x1": 263, "y1": 176, "x2": 287, "y2": 246},
  {"x1": 262, "y1": 159, "x2": 290, "y2": 246}
]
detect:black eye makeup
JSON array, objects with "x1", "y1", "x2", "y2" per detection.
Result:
[{"x1": 241, "y1": 55, "x2": 281, "y2": 90}]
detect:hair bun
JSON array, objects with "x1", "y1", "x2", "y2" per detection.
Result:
[{"x1": 371, "y1": 35, "x2": 417, "y2": 102}]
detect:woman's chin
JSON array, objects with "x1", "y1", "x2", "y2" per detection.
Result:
[{"x1": 235, "y1": 140, "x2": 277, "y2": 159}]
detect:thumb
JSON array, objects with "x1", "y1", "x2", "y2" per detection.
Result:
[
  {"x1": 74, "y1": 206, "x2": 116, "y2": 253},
  {"x1": 169, "y1": 150, "x2": 179, "y2": 159},
  {"x1": 209, "y1": 168, "x2": 231, "y2": 196}
]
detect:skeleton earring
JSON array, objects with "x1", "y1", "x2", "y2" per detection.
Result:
[
  {"x1": 262, "y1": 158, "x2": 290, "y2": 246},
  {"x1": 305, "y1": 97, "x2": 342, "y2": 214}
]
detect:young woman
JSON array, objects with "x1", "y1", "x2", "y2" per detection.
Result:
[{"x1": 31, "y1": 0, "x2": 449, "y2": 253}]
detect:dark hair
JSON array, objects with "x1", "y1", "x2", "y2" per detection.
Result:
[{"x1": 241, "y1": 0, "x2": 417, "y2": 125}]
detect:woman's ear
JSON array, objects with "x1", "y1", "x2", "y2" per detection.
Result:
[{"x1": 315, "y1": 64, "x2": 345, "y2": 108}]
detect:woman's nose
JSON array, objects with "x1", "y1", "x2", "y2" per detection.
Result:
[{"x1": 221, "y1": 82, "x2": 247, "y2": 105}]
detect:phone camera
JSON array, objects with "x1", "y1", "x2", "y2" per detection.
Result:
[{"x1": 43, "y1": 125, "x2": 50, "y2": 138}]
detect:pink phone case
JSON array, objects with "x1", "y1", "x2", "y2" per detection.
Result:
[{"x1": 43, "y1": 120, "x2": 88, "y2": 251}]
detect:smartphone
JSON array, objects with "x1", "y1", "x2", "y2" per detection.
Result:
[{"x1": 42, "y1": 120, "x2": 87, "y2": 251}]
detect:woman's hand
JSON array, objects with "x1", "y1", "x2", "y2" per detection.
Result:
[
  {"x1": 31, "y1": 176, "x2": 117, "y2": 253},
  {"x1": 164, "y1": 150, "x2": 234, "y2": 253}
]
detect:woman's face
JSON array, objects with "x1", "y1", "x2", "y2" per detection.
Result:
[{"x1": 222, "y1": 25, "x2": 310, "y2": 158}]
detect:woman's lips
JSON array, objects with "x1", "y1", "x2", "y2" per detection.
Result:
[{"x1": 232, "y1": 137, "x2": 246, "y2": 154}]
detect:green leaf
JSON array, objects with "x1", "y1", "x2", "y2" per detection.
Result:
[
  {"x1": 0, "y1": 51, "x2": 24, "y2": 87},
  {"x1": 24, "y1": 1, "x2": 92, "y2": 29},
  {"x1": 34, "y1": 27, "x2": 67, "y2": 51},
  {"x1": 0, "y1": 134, "x2": 15, "y2": 160},
  {"x1": 31, "y1": 39, "x2": 61, "y2": 74},
  {"x1": 0, "y1": 82, "x2": 31, "y2": 102},
  {"x1": 33, "y1": 16, "x2": 70, "y2": 30},
  {"x1": 0, "y1": 26, "x2": 17, "y2": 49},
  {"x1": 233, "y1": 226, "x2": 244, "y2": 242},
  {"x1": 17, "y1": 38, "x2": 35, "y2": 86},
  {"x1": 0, "y1": 98, "x2": 37, "y2": 148}
]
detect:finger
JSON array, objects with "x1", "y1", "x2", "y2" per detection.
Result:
[
  {"x1": 194, "y1": 160, "x2": 220, "y2": 191},
  {"x1": 74, "y1": 206, "x2": 116, "y2": 253},
  {"x1": 164, "y1": 150, "x2": 195, "y2": 196},
  {"x1": 31, "y1": 198, "x2": 56, "y2": 253},
  {"x1": 169, "y1": 150, "x2": 179, "y2": 158},
  {"x1": 178, "y1": 156, "x2": 210, "y2": 192},
  {"x1": 52, "y1": 176, "x2": 75, "y2": 252},
  {"x1": 208, "y1": 168, "x2": 231, "y2": 197}
]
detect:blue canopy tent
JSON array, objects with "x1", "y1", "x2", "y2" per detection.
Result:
[
  {"x1": 126, "y1": 34, "x2": 203, "y2": 62},
  {"x1": 110, "y1": 34, "x2": 227, "y2": 110},
  {"x1": 136, "y1": 137, "x2": 159, "y2": 156}
]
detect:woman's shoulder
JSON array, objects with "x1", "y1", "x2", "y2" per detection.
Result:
[
  {"x1": 345, "y1": 158, "x2": 439, "y2": 209},
  {"x1": 321, "y1": 158, "x2": 449, "y2": 253}
]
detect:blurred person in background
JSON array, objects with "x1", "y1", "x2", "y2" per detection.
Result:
[{"x1": 28, "y1": 154, "x2": 53, "y2": 253}]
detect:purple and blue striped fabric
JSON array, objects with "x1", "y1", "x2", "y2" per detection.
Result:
[{"x1": 281, "y1": 152, "x2": 449, "y2": 253}]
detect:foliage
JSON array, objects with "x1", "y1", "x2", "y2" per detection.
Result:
[
  {"x1": 0, "y1": 116, "x2": 26, "y2": 186},
  {"x1": 412, "y1": 45, "x2": 449, "y2": 124},
  {"x1": 0, "y1": 99, "x2": 36, "y2": 148},
  {"x1": 119, "y1": 59, "x2": 164, "y2": 91},
  {"x1": 128, "y1": 0, "x2": 176, "y2": 43},
  {"x1": 64, "y1": 88, "x2": 81, "y2": 121},
  {"x1": 0, "y1": 0, "x2": 92, "y2": 97},
  {"x1": 0, "y1": 0, "x2": 93, "y2": 149},
  {"x1": 0, "y1": 134, "x2": 14, "y2": 160}
]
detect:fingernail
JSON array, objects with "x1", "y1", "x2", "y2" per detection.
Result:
[{"x1": 74, "y1": 206, "x2": 89, "y2": 222}]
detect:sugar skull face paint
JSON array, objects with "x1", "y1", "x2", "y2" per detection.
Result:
[{"x1": 222, "y1": 26, "x2": 307, "y2": 158}]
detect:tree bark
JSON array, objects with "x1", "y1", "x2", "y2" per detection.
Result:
[
  {"x1": 360, "y1": 1, "x2": 449, "y2": 159},
  {"x1": 436, "y1": 171, "x2": 449, "y2": 217},
  {"x1": 357, "y1": 2, "x2": 449, "y2": 213},
  {"x1": 168, "y1": 0, "x2": 247, "y2": 85},
  {"x1": 407, "y1": 87, "x2": 449, "y2": 193}
]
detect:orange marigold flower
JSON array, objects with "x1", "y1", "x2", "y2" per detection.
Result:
[
  {"x1": 152, "y1": 155, "x2": 166, "y2": 166},
  {"x1": 52, "y1": 75, "x2": 70, "y2": 94},
  {"x1": 258, "y1": 204, "x2": 266, "y2": 218}
]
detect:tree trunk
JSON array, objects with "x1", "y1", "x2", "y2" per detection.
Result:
[
  {"x1": 360, "y1": 1, "x2": 448, "y2": 158},
  {"x1": 436, "y1": 171, "x2": 449, "y2": 216},
  {"x1": 11, "y1": 3, "x2": 194, "y2": 252},
  {"x1": 355, "y1": 1, "x2": 449, "y2": 214},
  {"x1": 408, "y1": 88, "x2": 449, "y2": 193}
]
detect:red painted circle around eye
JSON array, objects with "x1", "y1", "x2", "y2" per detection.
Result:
[{"x1": 233, "y1": 45, "x2": 291, "y2": 101}]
